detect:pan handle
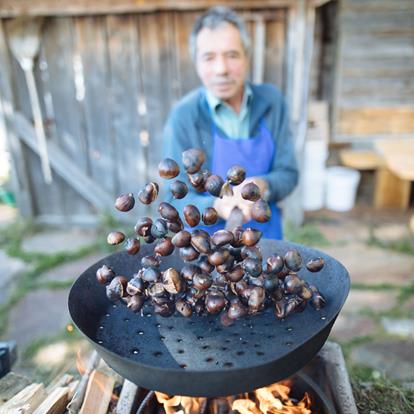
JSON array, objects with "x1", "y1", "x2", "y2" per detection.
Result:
[{"x1": 224, "y1": 206, "x2": 244, "y2": 231}]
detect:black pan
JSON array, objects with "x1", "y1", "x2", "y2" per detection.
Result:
[{"x1": 68, "y1": 239, "x2": 349, "y2": 397}]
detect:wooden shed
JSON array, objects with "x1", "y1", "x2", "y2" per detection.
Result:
[{"x1": 0, "y1": 0, "x2": 328, "y2": 225}]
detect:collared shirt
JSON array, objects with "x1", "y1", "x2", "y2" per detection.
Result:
[{"x1": 205, "y1": 83, "x2": 252, "y2": 139}]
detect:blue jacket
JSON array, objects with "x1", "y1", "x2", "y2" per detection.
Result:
[{"x1": 162, "y1": 83, "x2": 298, "y2": 213}]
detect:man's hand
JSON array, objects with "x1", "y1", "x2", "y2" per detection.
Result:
[{"x1": 213, "y1": 177, "x2": 269, "y2": 222}]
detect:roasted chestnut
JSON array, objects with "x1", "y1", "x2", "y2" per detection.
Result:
[
  {"x1": 154, "y1": 237, "x2": 174, "y2": 256},
  {"x1": 284, "y1": 273, "x2": 304, "y2": 294},
  {"x1": 147, "y1": 283, "x2": 166, "y2": 298},
  {"x1": 143, "y1": 234, "x2": 155, "y2": 244},
  {"x1": 106, "y1": 276, "x2": 128, "y2": 301},
  {"x1": 115, "y1": 193, "x2": 135, "y2": 212},
  {"x1": 134, "y1": 217, "x2": 153, "y2": 237},
  {"x1": 124, "y1": 238, "x2": 140, "y2": 255},
  {"x1": 212, "y1": 230, "x2": 234, "y2": 247},
  {"x1": 179, "y1": 245, "x2": 200, "y2": 262},
  {"x1": 125, "y1": 295, "x2": 145, "y2": 312},
  {"x1": 183, "y1": 204, "x2": 201, "y2": 227},
  {"x1": 226, "y1": 165, "x2": 246, "y2": 185},
  {"x1": 107, "y1": 231, "x2": 125, "y2": 245},
  {"x1": 138, "y1": 182, "x2": 159, "y2": 205},
  {"x1": 241, "y1": 182, "x2": 261, "y2": 201},
  {"x1": 193, "y1": 273, "x2": 213, "y2": 290},
  {"x1": 191, "y1": 233, "x2": 211, "y2": 254},
  {"x1": 310, "y1": 285, "x2": 326, "y2": 310},
  {"x1": 167, "y1": 219, "x2": 184, "y2": 233},
  {"x1": 142, "y1": 267, "x2": 161, "y2": 283},
  {"x1": 251, "y1": 199, "x2": 271, "y2": 223},
  {"x1": 220, "y1": 312, "x2": 235, "y2": 327},
  {"x1": 170, "y1": 180, "x2": 188, "y2": 199},
  {"x1": 284, "y1": 249, "x2": 302, "y2": 272},
  {"x1": 182, "y1": 148, "x2": 205, "y2": 173},
  {"x1": 180, "y1": 264, "x2": 201, "y2": 281},
  {"x1": 96, "y1": 264, "x2": 115, "y2": 285},
  {"x1": 306, "y1": 257, "x2": 325, "y2": 272},
  {"x1": 248, "y1": 286, "x2": 265, "y2": 313},
  {"x1": 153, "y1": 301, "x2": 174, "y2": 317},
  {"x1": 241, "y1": 228, "x2": 262, "y2": 247},
  {"x1": 208, "y1": 249, "x2": 230, "y2": 266},
  {"x1": 225, "y1": 264, "x2": 245, "y2": 282},
  {"x1": 227, "y1": 298, "x2": 247, "y2": 320},
  {"x1": 162, "y1": 268, "x2": 183, "y2": 294},
  {"x1": 141, "y1": 255, "x2": 161, "y2": 268},
  {"x1": 151, "y1": 218, "x2": 168, "y2": 238},
  {"x1": 274, "y1": 298, "x2": 287, "y2": 319},
  {"x1": 263, "y1": 274, "x2": 279, "y2": 293},
  {"x1": 158, "y1": 202, "x2": 180, "y2": 222},
  {"x1": 216, "y1": 255, "x2": 235, "y2": 274},
  {"x1": 175, "y1": 299, "x2": 193, "y2": 317},
  {"x1": 127, "y1": 276, "x2": 145, "y2": 296},
  {"x1": 205, "y1": 291, "x2": 226, "y2": 314},
  {"x1": 172, "y1": 230, "x2": 192, "y2": 247},
  {"x1": 197, "y1": 255, "x2": 215, "y2": 273},
  {"x1": 266, "y1": 255, "x2": 284, "y2": 274},
  {"x1": 202, "y1": 207, "x2": 218, "y2": 225},
  {"x1": 241, "y1": 245, "x2": 262, "y2": 261},
  {"x1": 205, "y1": 175, "x2": 225, "y2": 198},
  {"x1": 158, "y1": 158, "x2": 179, "y2": 179},
  {"x1": 242, "y1": 258, "x2": 262, "y2": 277},
  {"x1": 231, "y1": 226, "x2": 244, "y2": 247}
]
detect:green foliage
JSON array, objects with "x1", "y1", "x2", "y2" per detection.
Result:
[{"x1": 367, "y1": 227, "x2": 414, "y2": 256}]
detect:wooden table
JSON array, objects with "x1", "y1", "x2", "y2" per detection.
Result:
[{"x1": 374, "y1": 139, "x2": 414, "y2": 209}]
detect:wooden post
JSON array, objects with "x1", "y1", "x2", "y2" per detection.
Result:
[
  {"x1": 0, "y1": 19, "x2": 34, "y2": 217},
  {"x1": 283, "y1": 0, "x2": 316, "y2": 227}
]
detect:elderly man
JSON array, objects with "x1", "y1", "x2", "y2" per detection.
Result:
[{"x1": 163, "y1": 6, "x2": 298, "y2": 239}]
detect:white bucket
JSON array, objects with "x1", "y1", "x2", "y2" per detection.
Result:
[
  {"x1": 325, "y1": 166, "x2": 361, "y2": 212},
  {"x1": 303, "y1": 170, "x2": 325, "y2": 211},
  {"x1": 304, "y1": 140, "x2": 328, "y2": 172}
]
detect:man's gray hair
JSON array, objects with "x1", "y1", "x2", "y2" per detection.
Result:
[{"x1": 189, "y1": 6, "x2": 251, "y2": 61}]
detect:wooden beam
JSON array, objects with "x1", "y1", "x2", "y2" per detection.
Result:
[
  {"x1": 338, "y1": 107, "x2": 414, "y2": 136},
  {"x1": 10, "y1": 111, "x2": 114, "y2": 210},
  {"x1": 0, "y1": 0, "x2": 307, "y2": 18}
]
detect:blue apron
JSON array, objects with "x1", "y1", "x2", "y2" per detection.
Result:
[{"x1": 194, "y1": 119, "x2": 283, "y2": 240}]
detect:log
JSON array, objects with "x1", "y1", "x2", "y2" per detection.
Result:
[
  {"x1": 45, "y1": 374, "x2": 73, "y2": 394},
  {"x1": 32, "y1": 387, "x2": 69, "y2": 414},
  {"x1": 116, "y1": 380, "x2": 138, "y2": 414},
  {"x1": 79, "y1": 370, "x2": 116, "y2": 414},
  {"x1": 0, "y1": 383, "x2": 45, "y2": 414},
  {"x1": 66, "y1": 350, "x2": 100, "y2": 413}
]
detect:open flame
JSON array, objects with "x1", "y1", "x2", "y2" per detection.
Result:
[{"x1": 155, "y1": 380, "x2": 313, "y2": 414}]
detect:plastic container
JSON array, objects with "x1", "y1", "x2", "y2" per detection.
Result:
[
  {"x1": 303, "y1": 170, "x2": 326, "y2": 211},
  {"x1": 304, "y1": 140, "x2": 328, "y2": 172},
  {"x1": 325, "y1": 166, "x2": 361, "y2": 212}
]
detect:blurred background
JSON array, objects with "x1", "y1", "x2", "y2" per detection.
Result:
[{"x1": 0, "y1": 0, "x2": 413, "y2": 411}]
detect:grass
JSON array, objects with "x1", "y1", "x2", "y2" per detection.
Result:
[
  {"x1": 284, "y1": 221, "x2": 330, "y2": 247},
  {"x1": 367, "y1": 227, "x2": 414, "y2": 256},
  {"x1": 352, "y1": 375, "x2": 414, "y2": 413}
]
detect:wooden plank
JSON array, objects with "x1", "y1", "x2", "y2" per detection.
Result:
[
  {"x1": 338, "y1": 107, "x2": 414, "y2": 135},
  {"x1": 263, "y1": 10, "x2": 286, "y2": 88},
  {"x1": 32, "y1": 386, "x2": 69, "y2": 414},
  {"x1": 106, "y1": 14, "x2": 146, "y2": 203},
  {"x1": 374, "y1": 167, "x2": 411, "y2": 209},
  {"x1": 0, "y1": 1, "x2": 305, "y2": 17},
  {"x1": 73, "y1": 16, "x2": 116, "y2": 195},
  {"x1": 11, "y1": 111, "x2": 114, "y2": 209},
  {"x1": 137, "y1": 12, "x2": 175, "y2": 185},
  {"x1": 79, "y1": 370, "x2": 115, "y2": 414},
  {"x1": 0, "y1": 383, "x2": 46, "y2": 413},
  {"x1": 0, "y1": 19, "x2": 34, "y2": 217}
]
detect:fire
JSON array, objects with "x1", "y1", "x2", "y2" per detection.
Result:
[{"x1": 155, "y1": 380, "x2": 313, "y2": 414}]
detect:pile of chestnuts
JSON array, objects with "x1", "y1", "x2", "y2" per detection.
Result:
[{"x1": 97, "y1": 148, "x2": 326, "y2": 326}]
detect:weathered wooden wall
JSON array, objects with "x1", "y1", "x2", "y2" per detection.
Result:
[
  {"x1": 0, "y1": 9, "x2": 290, "y2": 224},
  {"x1": 333, "y1": 0, "x2": 414, "y2": 141}
]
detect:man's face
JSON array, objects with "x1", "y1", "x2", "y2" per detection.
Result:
[{"x1": 195, "y1": 23, "x2": 249, "y2": 107}]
